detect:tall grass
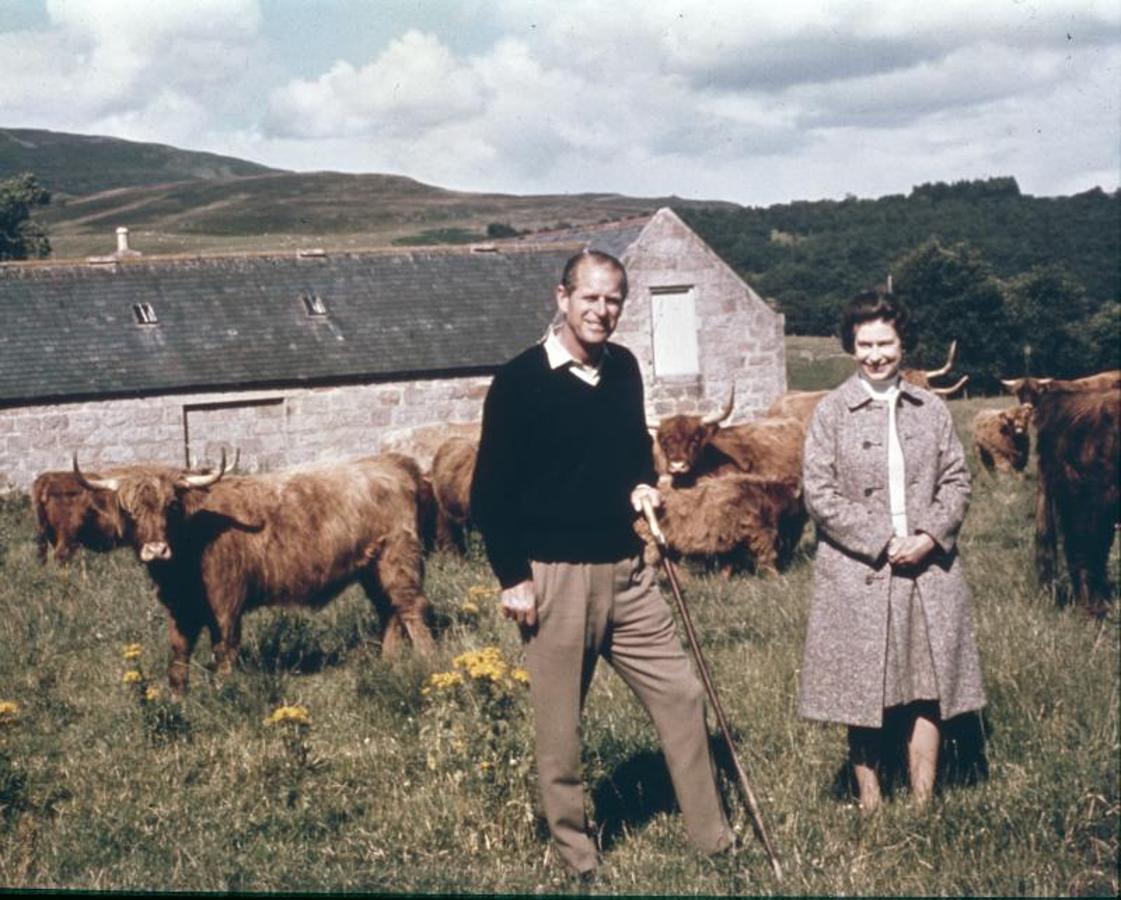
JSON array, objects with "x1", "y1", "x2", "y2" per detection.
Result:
[{"x1": 0, "y1": 397, "x2": 1116, "y2": 894}]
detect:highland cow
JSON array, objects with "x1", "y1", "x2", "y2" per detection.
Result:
[{"x1": 72, "y1": 452, "x2": 435, "y2": 693}]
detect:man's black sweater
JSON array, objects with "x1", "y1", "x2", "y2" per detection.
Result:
[{"x1": 470, "y1": 341, "x2": 658, "y2": 589}]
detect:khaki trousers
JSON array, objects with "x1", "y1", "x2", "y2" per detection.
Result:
[{"x1": 526, "y1": 557, "x2": 733, "y2": 874}]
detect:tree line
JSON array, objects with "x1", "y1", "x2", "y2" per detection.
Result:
[{"x1": 678, "y1": 177, "x2": 1119, "y2": 391}]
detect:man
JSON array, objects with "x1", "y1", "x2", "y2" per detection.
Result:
[{"x1": 470, "y1": 249, "x2": 734, "y2": 880}]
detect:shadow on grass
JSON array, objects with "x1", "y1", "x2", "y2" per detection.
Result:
[
  {"x1": 590, "y1": 748, "x2": 679, "y2": 851},
  {"x1": 829, "y1": 708, "x2": 991, "y2": 801},
  {"x1": 590, "y1": 734, "x2": 754, "y2": 852}
]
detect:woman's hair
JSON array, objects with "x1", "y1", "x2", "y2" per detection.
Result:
[{"x1": 839, "y1": 289, "x2": 909, "y2": 354}]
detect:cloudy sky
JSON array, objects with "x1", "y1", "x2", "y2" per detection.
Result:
[{"x1": 1, "y1": 0, "x2": 1118, "y2": 205}]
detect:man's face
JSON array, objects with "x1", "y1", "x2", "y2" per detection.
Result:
[{"x1": 555, "y1": 261, "x2": 626, "y2": 363}]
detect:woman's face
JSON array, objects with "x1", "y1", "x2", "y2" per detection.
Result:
[{"x1": 852, "y1": 318, "x2": 903, "y2": 382}]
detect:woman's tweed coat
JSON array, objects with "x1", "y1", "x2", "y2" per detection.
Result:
[{"x1": 798, "y1": 373, "x2": 986, "y2": 728}]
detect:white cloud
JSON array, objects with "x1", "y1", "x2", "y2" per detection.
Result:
[
  {"x1": 266, "y1": 30, "x2": 485, "y2": 138},
  {"x1": 1, "y1": 0, "x2": 267, "y2": 141},
  {"x1": 0, "y1": 0, "x2": 1117, "y2": 203}
]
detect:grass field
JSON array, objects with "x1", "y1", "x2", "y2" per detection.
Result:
[
  {"x1": 786, "y1": 335, "x2": 854, "y2": 392},
  {"x1": 0, "y1": 381, "x2": 1117, "y2": 894}
]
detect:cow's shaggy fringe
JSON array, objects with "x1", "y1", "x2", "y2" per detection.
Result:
[{"x1": 0, "y1": 391, "x2": 1116, "y2": 895}]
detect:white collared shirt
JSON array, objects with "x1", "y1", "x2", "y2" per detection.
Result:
[
  {"x1": 542, "y1": 327, "x2": 605, "y2": 387},
  {"x1": 860, "y1": 375, "x2": 908, "y2": 537}
]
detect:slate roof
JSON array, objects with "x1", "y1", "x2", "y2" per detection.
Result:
[
  {"x1": 0, "y1": 215, "x2": 658, "y2": 406},
  {"x1": 0, "y1": 243, "x2": 587, "y2": 405},
  {"x1": 525, "y1": 216, "x2": 649, "y2": 260}
]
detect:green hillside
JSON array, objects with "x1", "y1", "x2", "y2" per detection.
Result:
[{"x1": 0, "y1": 127, "x2": 280, "y2": 197}]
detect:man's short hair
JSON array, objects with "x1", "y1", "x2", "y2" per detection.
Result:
[
  {"x1": 840, "y1": 289, "x2": 910, "y2": 354},
  {"x1": 560, "y1": 249, "x2": 628, "y2": 299}
]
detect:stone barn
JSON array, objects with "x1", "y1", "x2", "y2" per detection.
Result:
[{"x1": 0, "y1": 207, "x2": 785, "y2": 491}]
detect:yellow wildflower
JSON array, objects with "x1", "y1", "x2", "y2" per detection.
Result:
[
  {"x1": 0, "y1": 700, "x2": 19, "y2": 724},
  {"x1": 122, "y1": 670, "x2": 142, "y2": 685},
  {"x1": 461, "y1": 601, "x2": 480, "y2": 616},
  {"x1": 122, "y1": 643, "x2": 143, "y2": 660},
  {"x1": 264, "y1": 705, "x2": 311, "y2": 727},
  {"x1": 467, "y1": 584, "x2": 497, "y2": 602},
  {"x1": 144, "y1": 686, "x2": 161, "y2": 702},
  {"x1": 425, "y1": 671, "x2": 464, "y2": 693},
  {"x1": 453, "y1": 646, "x2": 509, "y2": 682},
  {"x1": 511, "y1": 667, "x2": 530, "y2": 685}
]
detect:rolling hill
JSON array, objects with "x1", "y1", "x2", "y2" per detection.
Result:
[
  {"x1": 0, "y1": 127, "x2": 281, "y2": 197},
  {"x1": 1, "y1": 128, "x2": 733, "y2": 258}
]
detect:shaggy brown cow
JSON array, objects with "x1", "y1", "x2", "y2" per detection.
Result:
[
  {"x1": 1031, "y1": 384, "x2": 1120, "y2": 614},
  {"x1": 900, "y1": 340, "x2": 969, "y2": 396},
  {"x1": 32, "y1": 456, "x2": 236, "y2": 564},
  {"x1": 1001, "y1": 370, "x2": 1121, "y2": 407},
  {"x1": 373, "y1": 451, "x2": 438, "y2": 552},
  {"x1": 636, "y1": 473, "x2": 805, "y2": 575},
  {"x1": 73, "y1": 452, "x2": 435, "y2": 693},
  {"x1": 655, "y1": 391, "x2": 805, "y2": 485},
  {"x1": 429, "y1": 436, "x2": 477, "y2": 553},
  {"x1": 971, "y1": 405, "x2": 1033, "y2": 475},
  {"x1": 764, "y1": 390, "x2": 829, "y2": 426},
  {"x1": 31, "y1": 470, "x2": 126, "y2": 563}
]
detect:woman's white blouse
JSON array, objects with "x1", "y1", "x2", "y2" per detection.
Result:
[{"x1": 859, "y1": 375, "x2": 909, "y2": 537}]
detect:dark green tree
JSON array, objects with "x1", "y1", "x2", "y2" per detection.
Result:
[
  {"x1": 1004, "y1": 264, "x2": 1094, "y2": 378},
  {"x1": 892, "y1": 239, "x2": 1016, "y2": 392},
  {"x1": 1082, "y1": 301, "x2": 1121, "y2": 374},
  {"x1": 485, "y1": 222, "x2": 520, "y2": 239},
  {"x1": 0, "y1": 173, "x2": 51, "y2": 260}
]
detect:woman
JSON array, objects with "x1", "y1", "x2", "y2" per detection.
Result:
[{"x1": 799, "y1": 290, "x2": 985, "y2": 811}]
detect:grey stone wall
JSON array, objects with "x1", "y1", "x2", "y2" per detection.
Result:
[
  {"x1": 617, "y1": 208, "x2": 787, "y2": 424},
  {"x1": 0, "y1": 374, "x2": 492, "y2": 492}
]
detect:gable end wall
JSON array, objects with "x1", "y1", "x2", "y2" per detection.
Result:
[{"x1": 614, "y1": 209, "x2": 787, "y2": 423}]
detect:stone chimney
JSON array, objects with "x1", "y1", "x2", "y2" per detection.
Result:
[{"x1": 114, "y1": 227, "x2": 142, "y2": 258}]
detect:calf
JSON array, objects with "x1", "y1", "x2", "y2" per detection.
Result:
[
  {"x1": 637, "y1": 473, "x2": 806, "y2": 575},
  {"x1": 971, "y1": 405, "x2": 1033, "y2": 475},
  {"x1": 73, "y1": 452, "x2": 435, "y2": 693}
]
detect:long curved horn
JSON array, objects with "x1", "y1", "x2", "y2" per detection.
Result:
[
  {"x1": 932, "y1": 374, "x2": 969, "y2": 397},
  {"x1": 1000, "y1": 378, "x2": 1021, "y2": 392},
  {"x1": 72, "y1": 453, "x2": 119, "y2": 492},
  {"x1": 924, "y1": 340, "x2": 958, "y2": 379},
  {"x1": 701, "y1": 387, "x2": 735, "y2": 426},
  {"x1": 179, "y1": 448, "x2": 230, "y2": 488}
]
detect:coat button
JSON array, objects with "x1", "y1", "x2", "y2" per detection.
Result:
[
  {"x1": 865, "y1": 573, "x2": 875, "y2": 585},
  {"x1": 862, "y1": 440, "x2": 872, "y2": 449},
  {"x1": 863, "y1": 487, "x2": 874, "y2": 496}
]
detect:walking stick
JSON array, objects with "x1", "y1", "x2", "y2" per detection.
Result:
[{"x1": 641, "y1": 497, "x2": 784, "y2": 881}]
